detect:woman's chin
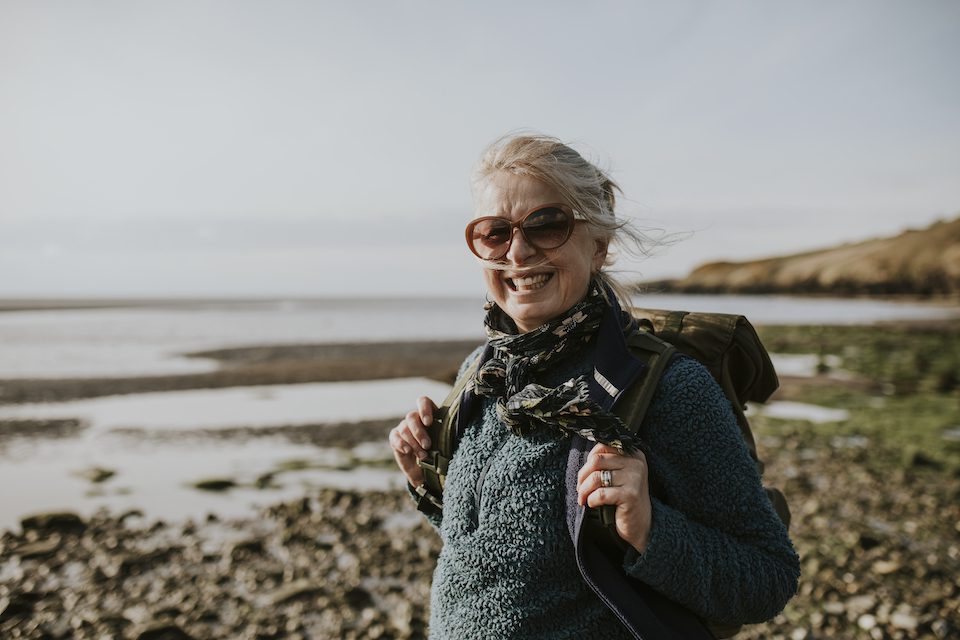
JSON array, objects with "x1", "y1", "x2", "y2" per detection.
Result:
[{"x1": 504, "y1": 299, "x2": 559, "y2": 333}]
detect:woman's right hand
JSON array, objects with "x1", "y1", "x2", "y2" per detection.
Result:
[{"x1": 389, "y1": 396, "x2": 437, "y2": 488}]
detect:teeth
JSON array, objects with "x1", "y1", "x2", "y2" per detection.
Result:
[{"x1": 512, "y1": 274, "x2": 550, "y2": 290}]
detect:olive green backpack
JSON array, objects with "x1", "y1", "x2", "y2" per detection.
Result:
[{"x1": 413, "y1": 308, "x2": 790, "y2": 638}]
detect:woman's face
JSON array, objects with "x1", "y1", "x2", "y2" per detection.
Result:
[{"x1": 473, "y1": 171, "x2": 606, "y2": 333}]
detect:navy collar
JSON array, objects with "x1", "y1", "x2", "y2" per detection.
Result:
[{"x1": 587, "y1": 298, "x2": 647, "y2": 411}]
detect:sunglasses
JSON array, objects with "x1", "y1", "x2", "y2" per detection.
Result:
[{"x1": 465, "y1": 204, "x2": 582, "y2": 261}]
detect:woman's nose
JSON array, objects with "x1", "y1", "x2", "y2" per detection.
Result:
[{"x1": 505, "y1": 227, "x2": 537, "y2": 264}]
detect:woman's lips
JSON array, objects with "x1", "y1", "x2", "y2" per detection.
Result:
[{"x1": 506, "y1": 273, "x2": 552, "y2": 292}]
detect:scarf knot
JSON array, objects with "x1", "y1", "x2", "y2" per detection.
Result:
[{"x1": 473, "y1": 282, "x2": 643, "y2": 453}]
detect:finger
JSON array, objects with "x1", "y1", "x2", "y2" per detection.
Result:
[
  {"x1": 577, "y1": 448, "x2": 628, "y2": 484},
  {"x1": 577, "y1": 467, "x2": 643, "y2": 505},
  {"x1": 591, "y1": 443, "x2": 623, "y2": 456},
  {"x1": 388, "y1": 427, "x2": 410, "y2": 456},
  {"x1": 585, "y1": 486, "x2": 628, "y2": 509},
  {"x1": 577, "y1": 469, "x2": 612, "y2": 505},
  {"x1": 398, "y1": 427, "x2": 428, "y2": 460},
  {"x1": 395, "y1": 452, "x2": 424, "y2": 487},
  {"x1": 406, "y1": 409, "x2": 432, "y2": 450},
  {"x1": 591, "y1": 442, "x2": 648, "y2": 465},
  {"x1": 417, "y1": 396, "x2": 437, "y2": 430},
  {"x1": 393, "y1": 434, "x2": 423, "y2": 487}
]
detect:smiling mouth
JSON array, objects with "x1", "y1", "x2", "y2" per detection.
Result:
[{"x1": 506, "y1": 273, "x2": 552, "y2": 292}]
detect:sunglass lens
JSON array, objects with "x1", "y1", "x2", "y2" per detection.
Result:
[
  {"x1": 470, "y1": 218, "x2": 512, "y2": 258},
  {"x1": 523, "y1": 207, "x2": 572, "y2": 249}
]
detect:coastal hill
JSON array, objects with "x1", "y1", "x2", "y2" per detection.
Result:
[{"x1": 641, "y1": 215, "x2": 960, "y2": 296}]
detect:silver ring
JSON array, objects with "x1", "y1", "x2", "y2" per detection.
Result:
[{"x1": 600, "y1": 469, "x2": 613, "y2": 488}]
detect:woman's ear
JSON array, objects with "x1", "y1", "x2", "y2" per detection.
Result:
[{"x1": 593, "y1": 240, "x2": 609, "y2": 272}]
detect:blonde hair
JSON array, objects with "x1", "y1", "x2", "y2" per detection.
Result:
[{"x1": 472, "y1": 133, "x2": 654, "y2": 310}]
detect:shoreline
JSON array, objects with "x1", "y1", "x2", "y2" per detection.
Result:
[
  {"x1": 2, "y1": 316, "x2": 957, "y2": 405},
  {"x1": 0, "y1": 296, "x2": 481, "y2": 313},
  {"x1": 2, "y1": 292, "x2": 958, "y2": 314},
  {"x1": 0, "y1": 339, "x2": 481, "y2": 405}
]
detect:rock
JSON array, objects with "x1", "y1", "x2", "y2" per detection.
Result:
[
  {"x1": 314, "y1": 533, "x2": 338, "y2": 550},
  {"x1": 0, "y1": 591, "x2": 42, "y2": 623},
  {"x1": 903, "y1": 446, "x2": 941, "y2": 469},
  {"x1": 20, "y1": 511, "x2": 86, "y2": 534},
  {"x1": 255, "y1": 472, "x2": 278, "y2": 489},
  {"x1": 153, "y1": 606, "x2": 182, "y2": 619},
  {"x1": 343, "y1": 586, "x2": 373, "y2": 609},
  {"x1": 105, "y1": 548, "x2": 182, "y2": 579},
  {"x1": 388, "y1": 600, "x2": 414, "y2": 637},
  {"x1": 76, "y1": 466, "x2": 116, "y2": 483},
  {"x1": 191, "y1": 478, "x2": 236, "y2": 492},
  {"x1": 890, "y1": 612, "x2": 918, "y2": 630},
  {"x1": 857, "y1": 533, "x2": 881, "y2": 550},
  {"x1": 857, "y1": 614, "x2": 877, "y2": 630},
  {"x1": 134, "y1": 623, "x2": 196, "y2": 640},
  {"x1": 932, "y1": 619, "x2": 953, "y2": 639},
  {"x1": 229, "y1": 538, "x2": 266, "y2": 562},
  {"x1": 14, "y1": 536, "x2": 61, "y2": 559},
  {"x1": 845, "y1": 594, "x2": 877, "y2": 616},
  {"x1": 268, "y1": 580, "x2": 324, "y2": 606},
  {"x1": 871, "y1": 559, "x2": 901, "y2": 575},
  {"x1": 119, "y1": 509, "x2": 145, "y2": 523}
]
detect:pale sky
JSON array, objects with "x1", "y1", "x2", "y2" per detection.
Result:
[{"x1": 1, "y1": 1, "x2": 958, "y2": 297}]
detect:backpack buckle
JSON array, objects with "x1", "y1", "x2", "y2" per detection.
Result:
[
  {"x1": 417, "y1": 451, "x2": 450, "y2": 489},
  {"x1": 413, "y1": 482, "x2": 443, "y2": 512},
  {"x1": 416, "y1": 450, "x2": 449, "y2": 515}
]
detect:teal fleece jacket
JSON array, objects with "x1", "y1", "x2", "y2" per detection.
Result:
[{"x1": 415, "y1": 329, "x2": 799, "y2": 638}]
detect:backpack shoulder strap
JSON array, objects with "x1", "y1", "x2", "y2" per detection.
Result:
[
  {"x1": 592, "y1": 328, "x2": 675, "y2": 528},
  {"x1": 614, "y1": 328, "x2": 678, "y2": 435},
  {"x1": 413, "y1": 350, "x2": 482, "y2": 514}
]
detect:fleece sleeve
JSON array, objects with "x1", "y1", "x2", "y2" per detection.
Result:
[
  {"x1": 622, "y1": 357, "x2": 800, "y2": 626},
  {"x1": 406, "y1": 344, "x2": 486, "y2": 531}
]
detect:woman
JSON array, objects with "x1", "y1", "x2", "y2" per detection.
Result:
[{"x1": 389, "y1": 134, "x2": 799, "y2": 639}]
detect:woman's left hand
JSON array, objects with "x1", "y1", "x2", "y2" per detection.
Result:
[{"x1": 576, "y1": 443, "x2": 653, "y2": 554}]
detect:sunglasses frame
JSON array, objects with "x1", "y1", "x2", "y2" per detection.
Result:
[{"x1": 465, "y1": 203, "x2": 582, "y2": 261}]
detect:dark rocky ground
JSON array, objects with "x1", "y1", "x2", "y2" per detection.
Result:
[
  {"x1": 1, "y1": 421, "x2": 957, "y2": 640},
  {"x1": 739, "y1": 426, "x2": 959, "y2": 640},
  {"x1": 1, "y1": 490, "x2": 438, "y2": 640}
]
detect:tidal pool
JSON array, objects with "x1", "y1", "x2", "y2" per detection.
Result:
[
  {"x1": 0, "y1": 378, "x2": 452, "y2": 432},
  {"x1": 0, "y1": 378, "x2": 451, "y2": 532},
  {"x1": 768, "y1": 353, "x2": 845, "y2": 377},
  {"x1": 748, "y1": 401, "x2": 850, "y2": 424},
  {"x1": 0, "y1": 434, "x2": 406, "y2": 533}
]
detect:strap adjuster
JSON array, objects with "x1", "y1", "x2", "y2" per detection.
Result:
[
  {"x1": 413, "y1": 483, "x2": 443, "y2": 512},
  {"x1": 417, "y1": 451, "x2": 450, "y2": 489}
]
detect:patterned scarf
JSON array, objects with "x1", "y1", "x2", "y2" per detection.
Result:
[{"x1": 472, "y1": 281, "x2": 643, "y2": 453}]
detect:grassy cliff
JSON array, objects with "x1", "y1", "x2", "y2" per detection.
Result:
[{"x1": 643, "y1": 216, "x2": 960, "y2": 296}]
